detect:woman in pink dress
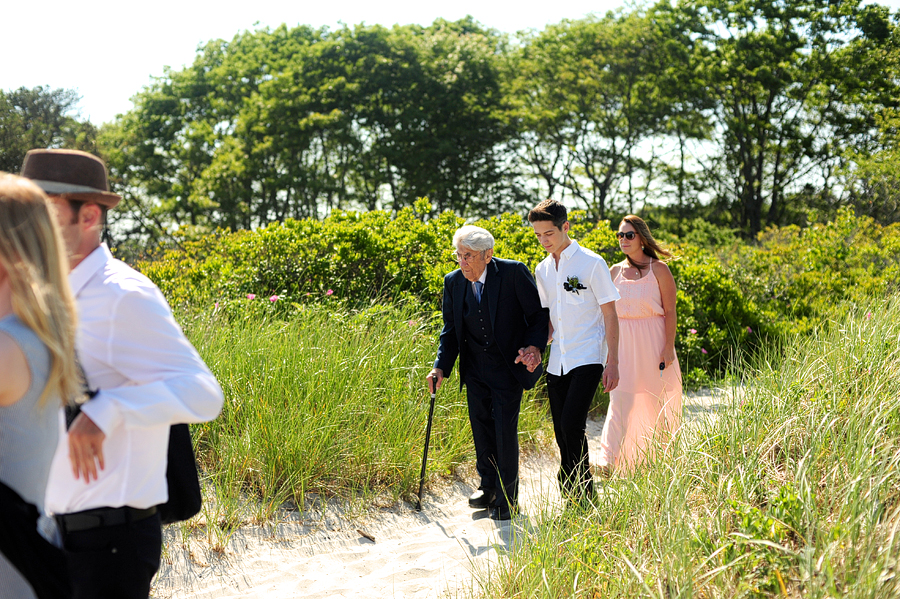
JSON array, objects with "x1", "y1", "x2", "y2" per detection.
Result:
[{"x1": 595, "y1": 215, "x2": 681, "y2": 474}]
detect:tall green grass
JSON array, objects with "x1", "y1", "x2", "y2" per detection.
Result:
[
  {"x1": 179, "y1": 302, "x2": 552, "y2": 530},
  {"x1": 482, "y1": 297, "x2": 900, "y2": 598}
]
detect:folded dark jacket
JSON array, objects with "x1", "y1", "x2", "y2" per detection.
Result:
[{"x1": 0, "y1": 481, "x2": 71, "y2": 599}]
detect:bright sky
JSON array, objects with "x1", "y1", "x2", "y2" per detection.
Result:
[{"x1": 3, "y1": 0, "x2": 627, "y2": 125}]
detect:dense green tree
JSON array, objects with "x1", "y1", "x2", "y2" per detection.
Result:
[
  {"x1": 101, "y1": 25, "x2": 325, "y2": 237},
  {"x1": 686, "y1": 0, "x2": 899, "y2": 235},
  {"x1": 382, "y1": 19, "x2": 512, "y2": 216},
  {"x1": 504, "y1": 5, "x2": 709, "y2": 220},
  {"x1": 96, "y1": 4, "x2": 900, "y2": 241},
  {"x1": 844, "y1": 109, "x2": 900, "y2": 224},
  {"x1": 0, "y1": 86, "x2": 96, "y2": 173},
  {"x1": 101, "y1": 18, "x2": 512, "y2": 235}
]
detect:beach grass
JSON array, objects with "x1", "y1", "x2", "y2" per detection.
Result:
[
  {"x1": 177, "y1": 301, "x2": 552, "y2": 535},
  {"x1": 479, "y1": 297, "x2": 900, "y2": 598}
]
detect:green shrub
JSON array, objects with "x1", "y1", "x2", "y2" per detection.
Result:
[
  {"x1": 668, "y1": 243, "x2": 778, "y2": 377},
  {"x1": 138, "y1": 199, "x2": 460, "y2": 310},
  {"x1": 731, "y1": 207, "x2": 900, "y2": 335},
  {"x1": 135, "y1": 204, "x2": 899, "y2": 384}
]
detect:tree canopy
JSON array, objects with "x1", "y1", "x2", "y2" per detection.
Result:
[
  {"x1": 0, "y1": 86, "x2": 97, "y2": 173},
  {"x1": 3, "y1": 0, "x2": 899, "y2": 248}
]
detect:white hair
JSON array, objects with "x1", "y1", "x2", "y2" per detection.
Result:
[{"x1": 452, "y1": 225, "x2": 494, "y2": 252}]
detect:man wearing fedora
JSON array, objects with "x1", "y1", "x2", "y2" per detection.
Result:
[{"x1": 21, "y1": 149, "x2": 224, "y2": 598}]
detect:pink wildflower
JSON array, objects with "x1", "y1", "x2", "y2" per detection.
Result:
[
  {"x1": 866, "y1": 312, "x2": 873, "y2": 320},
  {"x1": 247, "y1": 293, "x2": 256, "y2": 300},
  {"x1": 214, "y1": 302, "x2": 219, "y2": 309},
  {"x1": 689, "y1": 328, "x2": 697, "y2": 335},
  {"x1": 701, "y1": 348, "x2": 708, "y2": 354},
  {"x1": 326, "y1": 289, "x2": 334, "y2": 296},
  {"x1": 269, "y1": 295, "x2": 279, "y2": 302},
  {"x1": 408, "y1": 320, "x2": 416, "y2": 326},
  {"x1": 747, "y1": 326, "x2": 753, "y2": 333}
]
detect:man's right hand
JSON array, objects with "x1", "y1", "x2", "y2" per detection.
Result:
[
  {"x1": 515, "y1": 345, "x2": 542, "y2": 373},
  {"x1": 68, "y1": 412, "x2": 106, "y2": 483},
  {"x1": 427, "y1": 368, "x2": 444, "y2": 394}
]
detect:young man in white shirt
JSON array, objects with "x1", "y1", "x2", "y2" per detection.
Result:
[
  {"x1": 22, "y1": 149, "x2": 224, "y2": 598},
  {"x1": 527, "y1": 199, "x2": 620, "y2": 504}
]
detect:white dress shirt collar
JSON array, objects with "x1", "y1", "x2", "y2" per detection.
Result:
[
  {"x1": 469, "y1": 262, "x2": 488, "y2": 296},
  {"x1": 69, "y1": 244, "x2": 111, "y2": 297},
  {"x1": 560, "y1": 239, "x2": 580, "y2": 262}
]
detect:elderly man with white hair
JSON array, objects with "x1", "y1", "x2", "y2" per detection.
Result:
[{"x1": 427, "y1": 225, "x2": 548, "y2": 521}]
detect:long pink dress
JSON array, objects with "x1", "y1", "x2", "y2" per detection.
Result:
[{"x1": 596, "y1": 261, "x2": 682, "y2": 472}]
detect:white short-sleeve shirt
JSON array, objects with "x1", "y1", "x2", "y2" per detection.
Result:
[{"x1": 534, "y1": 240, "x2": 619, "y2": 376}]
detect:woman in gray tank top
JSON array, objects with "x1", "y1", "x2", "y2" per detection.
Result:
[{"x1": 0, "y1": 174, "x2": 80, "y2": 599}]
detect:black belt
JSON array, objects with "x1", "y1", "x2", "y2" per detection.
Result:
[{"x1": 56, "y1": 505, "x2": 158, "y2": 534}]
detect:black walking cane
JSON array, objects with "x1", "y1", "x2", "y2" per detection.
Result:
[{"x1": 416, "y1": 376, "x2": 438, "y2": 511}]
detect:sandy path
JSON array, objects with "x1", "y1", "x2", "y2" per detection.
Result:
[{"x1": 152, "y1": 390, "x2": 730, "y2": 599}]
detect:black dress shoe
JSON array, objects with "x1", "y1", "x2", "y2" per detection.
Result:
[
  {"x1": 468, "y1": 489, "x2": 496, "y2": 509},
  {"x1": 489, "y1": 506, "x2": 512, "y2": 521}
]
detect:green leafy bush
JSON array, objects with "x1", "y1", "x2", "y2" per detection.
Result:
[
  {"x1": 667, "y1": 244, "x2": 777, "y2": 383},
  {"x1": 138, "y1": 199, "x2": 459, "y2": 309},
  {"x1": 730, "y1": 207, "x2": 900, "y2": 335},
  {"x1": 134, "y1": 203, "x2": 898, "y2": 383},
  {"x1": 137, "y1": 200, "x2": 622, "y2": 311}
]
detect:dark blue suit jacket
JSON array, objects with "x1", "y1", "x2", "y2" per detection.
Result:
[{"x1": 434, "y1": 257, "x2": 549, "y2": 391}]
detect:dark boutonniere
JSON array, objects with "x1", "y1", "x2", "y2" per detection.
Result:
[{"x1": 563, "y1": 275, "x2": 587, "y2": 295}]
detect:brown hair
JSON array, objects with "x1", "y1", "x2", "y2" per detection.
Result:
[
  {"x1": 0, "y1": 174, "x2": 80, "y2": 406},
  {"x1": 528, "y1": 199, "x2": 567, "y2": 230},
  {"x1": 621, "y1": 214, "x2": 672, "y2": 271}
]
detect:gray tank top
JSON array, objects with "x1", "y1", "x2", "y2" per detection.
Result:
[{"x1": 0, "y1": 314, "x2": 58, "y2": 513}]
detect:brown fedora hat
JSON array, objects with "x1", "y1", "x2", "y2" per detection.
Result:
[{"x1": 20, "y1": 149, "x2": 121, "y2": 209}]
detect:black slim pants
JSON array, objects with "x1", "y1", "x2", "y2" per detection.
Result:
[
  {"x1": 62, "y1": 512, "x2": 161, "y2": 599},
  {"x1": 546, "y1": 363, "x2": 604, "y2": 500},
  {"x1": 465, "y1": 347, "x2": 522, "y2": 511}
]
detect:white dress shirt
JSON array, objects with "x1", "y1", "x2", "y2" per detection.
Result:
[
  {"x1": 535, "y1": 240, "x2": 619, "y2": 376},
  {"x1": 45, "y1": 245, "x2": 224, "y2": 513}
]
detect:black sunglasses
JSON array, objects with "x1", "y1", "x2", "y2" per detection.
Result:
[{"x1": 616, "y1": 231, "x2": 637, "y2": 240}]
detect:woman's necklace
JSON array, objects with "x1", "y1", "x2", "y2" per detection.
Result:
[{"x1": 626, "y1": 258, "x2": 652, "y2": 279}]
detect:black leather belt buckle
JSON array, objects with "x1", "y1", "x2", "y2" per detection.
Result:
[{"x1": 57, "y1": 505, "x2": 158, "y2": 534}]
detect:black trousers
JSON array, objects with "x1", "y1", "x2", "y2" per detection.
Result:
[
  {"x1": 61, "y1": 512, "x2": 161, "y2": 599},
  {"x1": 465, "y1": 347, "x2": 522, "y2": 511},
  {"x1": 546, "y1": 363, "x2": 604, "y2": 499}
]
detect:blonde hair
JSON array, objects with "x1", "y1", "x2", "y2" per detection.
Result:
[{"x1": 0, "y1": 174, "x2": 79, "y2": 406}]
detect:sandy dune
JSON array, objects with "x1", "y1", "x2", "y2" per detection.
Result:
[{"x1": 152, "y1": 391, "x2": 729, "y2": 598}]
